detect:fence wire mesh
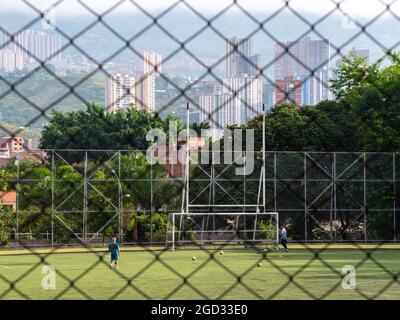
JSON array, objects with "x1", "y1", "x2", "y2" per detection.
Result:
[{"x1": 0, "y1": 0, "x2": 400, "y2": 300}]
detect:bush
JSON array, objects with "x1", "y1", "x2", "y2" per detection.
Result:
[
  {"x1": 0, "y1": 204, "x2": 14, "y2": 247},
  {"x1": 256, "y1": 220, "x2": 276, "y2": 241},
  {"x1": 135, "y1": 213, "x2": 169, "y2": 242}
]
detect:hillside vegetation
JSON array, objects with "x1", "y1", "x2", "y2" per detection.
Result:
[{"x1": 0, "y1": 71, "x2": 105, "y2": 129}]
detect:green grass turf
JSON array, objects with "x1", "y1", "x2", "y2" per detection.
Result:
[{"x1": 0, "y1": 249, "x2": 399, "y2": 300}]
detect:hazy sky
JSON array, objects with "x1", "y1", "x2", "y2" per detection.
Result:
[
  {"x1": 0, "y1": 0, "x2": 398, "y2": 19},
  {"x1": 1, "y1": 0, "x2": 398, "y2": 66}
]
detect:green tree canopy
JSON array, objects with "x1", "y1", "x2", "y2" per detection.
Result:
[
  {"x1": 332, "y1": 52, "x2": 400, "y2": 152},
  {"x1": 40, "y1": 103, "x2": 182, "y2": 151}
]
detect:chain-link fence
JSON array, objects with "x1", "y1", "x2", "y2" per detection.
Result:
[
  {"x1": 5, "y1": 150, "x2": 398, "y2": 247},
  {"x1": 0, "y1": 0, "x2": 400, "y2": 300}
]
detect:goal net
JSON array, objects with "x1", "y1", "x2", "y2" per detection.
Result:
[{"x1": 166, "y1": 212, "x2": 279, "y2": 250}]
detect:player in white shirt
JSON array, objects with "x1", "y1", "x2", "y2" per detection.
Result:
[{"x1": 281, "y1": 225, "x2": 288, "y2": 252}]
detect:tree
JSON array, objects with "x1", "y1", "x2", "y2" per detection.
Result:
[
  {"x1": 40, "y1": 103, "x2": 181, "y2": 152},
  {"x1": 9, "y1": 157, "x2": 53, "y2": 240},
  {"x1": 114, "y1": 152, "x2": 180, "y2": 242},
  {"x1": 332, "y1": 52, "x2": 400, "y2": 152},
  {"x1": 246, "y1": 102, "x2": 355, "y2": 152},
  {"x1": 0, "y1": 167, "x2": 14, "y2": 191},
  {"x1": 331, "y1": 51, "x2": 381, "y2": 100}
]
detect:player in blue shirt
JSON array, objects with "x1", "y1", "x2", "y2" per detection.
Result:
[{"x1": 109, "y1": 238, "x2": 120, "y2": 269}]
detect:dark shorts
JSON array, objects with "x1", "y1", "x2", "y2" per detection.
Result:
[
  {"x1": 111, "y1": 253, "x2": 119, "y2": 261},
  {"x1": 281, "y1": 239, "x2": 288, "y2": 248}
]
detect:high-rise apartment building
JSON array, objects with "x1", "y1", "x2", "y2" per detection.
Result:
[
  {"x1": 134, "y1": 50, "x2": 163, "y2": 75},
  {"x1": 199, "y1": 92, "x2": 242, "y2": 128},
  {"x1": 225, "y1": 37, "x2": 261, "y2": 77},
  {"x1": 105, "y1": 73, "x2": 156, "y2": 113},
  {"x1": 131, "y1": 50, "x2": 159, "y2": 113},
  {"x1": 274, "y1": 37, "x2": 332, "y2": 105},
  {"x1": 198, "y1": 36, "x2": 263, "y2": 128},
  {"x1": 275, "y1": 76, "x2": 302, "y2": 106},
  {"x1": 302, "y1": 66, "x2": 334, "y2": 105},
  {"x1": 199, "y1": 94, "x2": 222, "y2": 124},
  {"x1": 199, "y1": 76, "x2": 263, "y2": 127},
  {"x1": 0, "y1": 50, "x2": 24, "y2": 73},
  {"x1": 10, "y1": 30, "x2": 62, "y2": 62},
  {"x1": 135, "y1": 73, "x2": 156, "y2": 113},
  {"x1": 274, "y1": 37, "x2": 331, "y2": 80},
  {"x1": 263, "y1": 83, "x2": 275, "y2": 110},
  {"x1": 105, "y1": 73, "x2": 136, "y2": 112},
  {"x1": 225, "y1": 76, "x2": 263, "y2": 123}
]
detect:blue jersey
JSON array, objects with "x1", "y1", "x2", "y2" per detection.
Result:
[{"x1": 109, "y1": 242, "x2": 119, "y2": 256}]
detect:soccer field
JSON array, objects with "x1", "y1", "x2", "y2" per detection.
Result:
[{"x1": 0, "y1": 248, "x2": 399, "y2": 300}]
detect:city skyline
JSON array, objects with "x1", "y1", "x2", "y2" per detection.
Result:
[
  {"x1": 0, "y1": 29, "x2": 62, "y2": 62},
  {"x1": 0, "y1": 25, "x2": 380, "y2": 134},
  {"x1": 0, "y1": 27, "x2": 373, "y2": 76}
]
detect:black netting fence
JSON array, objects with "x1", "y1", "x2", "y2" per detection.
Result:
[{"x1": 0, "y1": 0, "x2": 399, "y2": 300}]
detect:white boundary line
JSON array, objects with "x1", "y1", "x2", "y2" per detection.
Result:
[{"x1": 0, "y1": 265, "x2": 10, "y2": 269}]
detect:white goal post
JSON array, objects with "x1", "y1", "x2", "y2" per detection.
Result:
[{"x1": 166, "y1": 212, "x2": 279, "y2": 251}]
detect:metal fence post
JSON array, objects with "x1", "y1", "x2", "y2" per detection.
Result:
[
  {"x1": 304, "y1": 153, "x2": 307, "y2": 243},
  {"x1": 394, "y1": 153, "x2": 397, "y2": 243},
  {"x1": 364, "y1": 153, "x2": 367, "y2": 244},
  {"x1": 51, "y1": 151, "x2": 55, "y2": 247}
]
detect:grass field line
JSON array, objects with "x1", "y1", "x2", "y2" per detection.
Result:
[
  {"x1": 0, "y1": 265, "x2": 11, "y2": 269},
  {"x1": 1, "y1": 243, "x2": 400, "y2": 256}
]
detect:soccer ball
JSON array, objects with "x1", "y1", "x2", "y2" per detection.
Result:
[
  {"x1": 219, "y1": 251, "x2": 224, "y2": 256},
  {"x1": 257, "y1": 262, "x2": 262, "y2": 268},
  {"x1": 192, "y1": 256, "x2": 197, "y2": 262}
]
